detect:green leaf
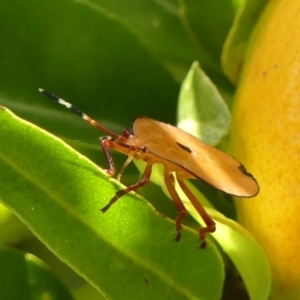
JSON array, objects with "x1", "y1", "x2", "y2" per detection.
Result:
[
  {"x1": 0, "y1": 204, "x2": 33, "y2": 244},
  {"x1": 87, "y1": 0, "x2": 233, "y2": 85},
  {"x1": 179, "y1": 0, "x2": 241, "y2": 63},
  {"x1": 0, "y1": 0, "x2": 179, "y2": 132},
  {"x1": 0, "y1": 106, "x2": 225, "y2": 299},
  {"x1": 78, "y1": 0, "x2": 205, "y2": 73},
  {"x1": 177, "y1": 62, "x2": 231, "y2": 145},
  {"x1": 0, "y1": 246, "x2": 73, "y2": 300},
  {"x1": 188, "y1": 205, "x2": 271, "y2": 300},
  {"x1": 222, "y1": 0, "x2": 268, "y2": 83}
]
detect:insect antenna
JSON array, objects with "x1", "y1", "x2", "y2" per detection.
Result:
[{"x1": 39, "y1": 88, "x2": 122, "y2": 139}]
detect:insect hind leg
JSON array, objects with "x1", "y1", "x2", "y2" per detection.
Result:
[
  {"x1": 163, "y1": 171, "x2": 188, "y2": 242},
  {"x1": 177, "y1": 177, "x2": 216, "y2": 249}
]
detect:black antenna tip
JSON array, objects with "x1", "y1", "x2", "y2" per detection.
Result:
[{"x1": 38, "y1": 88, "x2": 60, "y2": 102}]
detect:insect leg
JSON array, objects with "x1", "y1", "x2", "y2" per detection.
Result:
[
  {"x1": 101, "y1": 162, "x2": 153, "y2": 212},
  {"x1": 117, "y1": 153, "x2": 133, "y2": 182},
  {"x1": 163, "y1": 171, "x2": 187, "y2": 242},
  {"x1": 100, "y1": 137, "x2": 117, "y2": 176},
  {"x1": 177, "y1": 178, "x2": 216, "y2": 249}
]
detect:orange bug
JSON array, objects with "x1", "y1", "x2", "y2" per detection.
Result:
[{"x1": 39, "y1": 89, "x2": 259, "y2": 248}]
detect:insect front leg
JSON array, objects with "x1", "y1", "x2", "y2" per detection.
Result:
[
  {"x1": 101, "y1": 162, "x2": 153, "y2": 213},
  {"x1": 100, "y1": 137, "x2": 117, "y2": 176},
  {"x1": 163, "y1": 171, "x2": 187, "y2": 242},
  {"x1": 177, "y1": 177, "x2": 216, "y2": 249}
]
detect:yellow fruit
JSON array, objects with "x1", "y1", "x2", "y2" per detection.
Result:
[{"x1": 229, "y1": 0, "x2": 300, "y2": 299}]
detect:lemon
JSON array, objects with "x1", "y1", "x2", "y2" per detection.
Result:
[{"x1": 229, "y1": 0, "x2": 300, "y2": 298}]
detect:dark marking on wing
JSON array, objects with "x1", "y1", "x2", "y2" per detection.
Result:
[
  {"x1": 239, "y1": 164, "x2": 259, "y2": 186},
  {"x1": 177, "y1": 142, "x2": 192, "y2": 153}
]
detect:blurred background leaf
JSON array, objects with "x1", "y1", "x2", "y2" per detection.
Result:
[
  {"x1": 0, "y1": 246, "x2": 73, "y2": 300},
  {"x1": 222, "y1": 0, "x2": 268, "y2": 83}
]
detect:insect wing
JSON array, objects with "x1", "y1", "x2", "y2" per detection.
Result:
[{"x1": 132, "y1": 118, "x2": 259, "y2": 197}]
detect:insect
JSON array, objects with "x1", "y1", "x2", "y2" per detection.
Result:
[{"x1": 39, "y1": 89, "x2": 259, "y2": 248}]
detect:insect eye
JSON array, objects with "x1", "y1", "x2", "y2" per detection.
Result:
[{"x1": 123, "y1": 128, "x2": 133, "y2": 138}]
